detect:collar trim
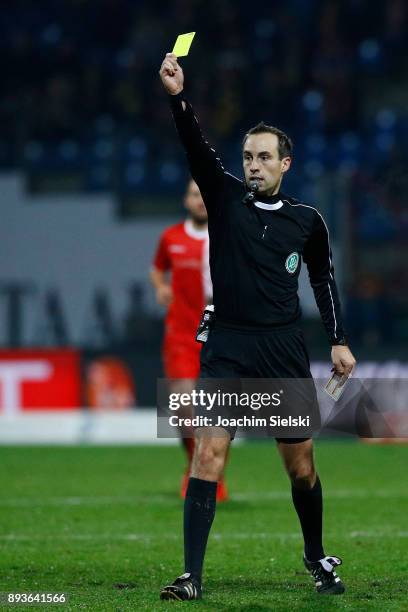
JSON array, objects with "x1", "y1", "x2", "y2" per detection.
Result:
[
  {"x1": 254, "y1": 199, "x2": 284, "y2": 211},
  {"x1": 184, "y1": 219, "x2": 208, "y2": 239}
]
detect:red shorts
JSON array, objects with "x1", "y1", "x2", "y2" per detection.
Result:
[{"x1": 162, "y1": 335, "x2": 201, "y2": 379}]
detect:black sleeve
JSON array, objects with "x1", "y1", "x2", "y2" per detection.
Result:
[
  {"x1": 303, "y1": 211, "x2": 347, "y2": 345},
  {"x1": 169, "y1": 92, "x2": 225, "y2": 206}
]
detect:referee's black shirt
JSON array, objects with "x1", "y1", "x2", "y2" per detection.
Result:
[{"x1": 170, "y1": 93, "x2": 346, "y2": 346}]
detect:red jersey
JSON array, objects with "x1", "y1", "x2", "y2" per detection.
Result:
[{"x1": 153, "y1": 220, "x2": 211, "y2": 341}]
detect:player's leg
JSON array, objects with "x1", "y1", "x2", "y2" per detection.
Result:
[
  {"x1": 168, "y1": 378, "x2": 196, "y2": 495},
  {"x1": 160, "y1": 428, "x2": 230, "y2": 601},
  {"x1": 163, "y1": 337, "x2": 198, "y2": 495},
  {"x1": 166, "y1": 340, "x2": 229, "y2": 500},
  {"x1": 277, "y1": 438, "x2": 345, "y2": 594}
]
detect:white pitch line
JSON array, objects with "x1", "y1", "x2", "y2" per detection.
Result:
[
  {"x1": 0, "y1": 489, "x2": 406, "y2": 508},
  {"x1": 0, "y1": 495, "x2": 145, "y2": 508},
  {"x1": 0, "y1": 531, "x2": 407, "y2": 542},
  {"x1": 231, "y1": 490, "x2": 408, "y2": 501}
]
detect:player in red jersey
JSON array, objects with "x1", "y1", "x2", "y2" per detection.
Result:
[{"x1": 151, "y1": 179, "x2": 228, "y2": 501}]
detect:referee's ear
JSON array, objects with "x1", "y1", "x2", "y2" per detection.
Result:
[{"x1": 280, "y1": 156, "x2": 292, "y2": 175}]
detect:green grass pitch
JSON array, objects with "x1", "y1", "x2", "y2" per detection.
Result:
[{"x1": 0, "y1": 441, "x2": 407, "y2": 611}]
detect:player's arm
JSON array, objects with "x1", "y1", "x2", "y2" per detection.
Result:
[
  {"x1": 150, "y1": 267, "x2": 173, "y2": 307},
  {"x1": 151, "y1": 232, "x2": 173, "y2": 307},
  {"x1": 303, "y1": 212, "x2": 356, "y2": 376},
  {"x1": 159, "y1": 53, "x2": 225, "y2": 199}
]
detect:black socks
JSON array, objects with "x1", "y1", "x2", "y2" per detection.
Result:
[
  {"x1": 183, "y1": 474, "x2": 323, "y2": 581},
  {"x1": 291, "y1": 474, "x2": 324, "y2": 562},
  {"x1": 184, "y1": 477, "x2": 217, "y2": 582}
]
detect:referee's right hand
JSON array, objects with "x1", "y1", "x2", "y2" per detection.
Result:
[{"x1": 159, "y1": 53, "x2": 184, "y2": 95}]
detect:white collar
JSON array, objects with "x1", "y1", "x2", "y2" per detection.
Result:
[
  {"x1": 254, "y1": 199, "x2": 284, "y2": 211},
  {"x1": 184, "y1": 219, "x2": 208, "y2": 240}
]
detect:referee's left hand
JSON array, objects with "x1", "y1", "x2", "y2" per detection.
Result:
[{"x1": 331, "y1": 345, "x2": 356, "y2": 377}]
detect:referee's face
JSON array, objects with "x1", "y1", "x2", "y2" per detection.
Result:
[{"x1": 243, "y1": 133, "x2": 291, "y2": 196}]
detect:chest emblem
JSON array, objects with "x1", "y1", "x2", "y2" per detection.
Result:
[
  {"x1": 285, "y1": 252, "x2": 299, "y2": 274},
  {"x1": 169, "y1": 244, "x2": 186, "y2": 253}
]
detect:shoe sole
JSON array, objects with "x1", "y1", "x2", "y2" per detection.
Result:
[{"x1": 317, "y1": 584, "x2": 345, "y2": 595}]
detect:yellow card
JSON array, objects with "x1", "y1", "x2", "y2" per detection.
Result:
[{"x1": 172, "y1": 32, "x2": 196, "y2": 57}]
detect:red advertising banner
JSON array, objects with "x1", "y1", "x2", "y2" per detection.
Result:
[{"x1": 0, "y1": 350, "x2": 81, "y2": 413}]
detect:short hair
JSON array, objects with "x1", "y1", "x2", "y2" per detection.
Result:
[{"x1": 242, "y1": 122, "x2": 293, "y2": 159}]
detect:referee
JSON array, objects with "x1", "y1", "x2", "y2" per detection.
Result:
[{"x1": 159, "y1": 52, "x2": 356, "y2": 601}]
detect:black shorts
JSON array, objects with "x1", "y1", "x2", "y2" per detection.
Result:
[{"x1": 198, "y1": 322, "x2": 319, "y2": 441}]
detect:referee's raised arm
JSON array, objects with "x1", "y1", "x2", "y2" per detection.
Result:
[{"x1": 159, "y1": 53, "x2": 225, "y2": 201}]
